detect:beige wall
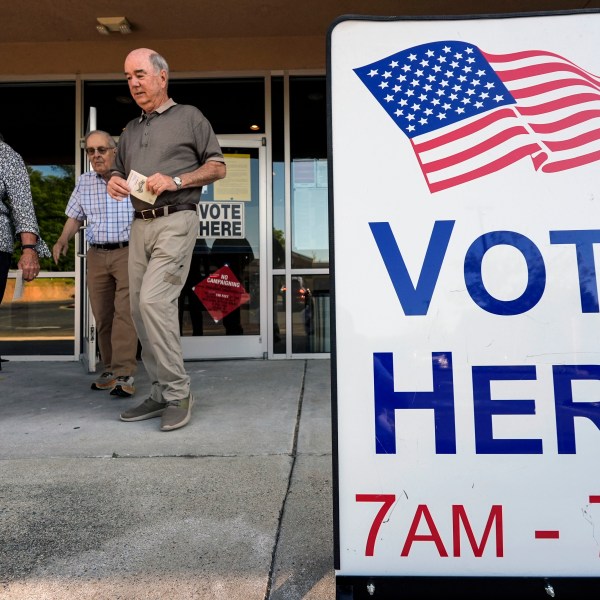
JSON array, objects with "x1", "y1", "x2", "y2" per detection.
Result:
[
  {"x1": 0, "y1": 36, "x2": 325, "y2": 78},
  {"x1": 2, "y1": 2, "x2": 597, "y2": 78}
]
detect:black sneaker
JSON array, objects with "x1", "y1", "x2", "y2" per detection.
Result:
[{"x1": 110, "y1": 375, "x2": 135, "y2": 397}]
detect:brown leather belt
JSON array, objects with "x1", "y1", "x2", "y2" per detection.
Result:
[
  {"x1": 133, "y1": 204, "x2": 198, "y2": 220},
  {"x1": 90, "y1": 242, "x2": 129, "y2": 250}
]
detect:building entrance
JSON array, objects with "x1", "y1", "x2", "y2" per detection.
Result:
[{"x1": 79, "y1": 137, "x2": 267, "y2": 369}]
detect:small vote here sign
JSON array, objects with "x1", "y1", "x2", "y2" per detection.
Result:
[{"x1": 198, "y1": 201, "x2": 245, "y2": 238}]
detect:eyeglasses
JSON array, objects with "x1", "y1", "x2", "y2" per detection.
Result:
[{"x1": 85, "y1": 146, "x2": 114, "y2": 156}]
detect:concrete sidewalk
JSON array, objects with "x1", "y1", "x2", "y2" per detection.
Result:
[{"x1": 0, "y1": 358, "x2": 335, "y2": 599}]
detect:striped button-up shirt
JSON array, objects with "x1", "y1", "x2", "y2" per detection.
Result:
[{"x1": 65, "y1": 171, "x2": 133, "y2": 245}]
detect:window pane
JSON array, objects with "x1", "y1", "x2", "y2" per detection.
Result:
[
  {"x1": 273, "y1": 274, "x2": 286, "y2": 354},
  {"x1": 0, "y1": 275, "x2": 75, "y2": 356},
  {"x1": 291, "y1": 158, "x2": 329, "y2": 268},
  {"x1": 272, "y1": 77, "x2": 286, "y2": 269},
  {"x1": 84, "y1": 78, "x2": 266, "y2": 138},
  {"x1": 0, "y1": 82, "x2": 75, "y2": 165},
  {"x1": 0, "y1": 82, "x2": 76, "y2": 357},
  {"x1": 290, "y1": 274, "x2": 330, "y2": 353},
  {"x1": 272, "y1": 161, "x2": 285, "y2": 269},
  {"x1": 26, "y1": 166, "x2": 76, "y2": 272},
  {"x1": 290, "y1": 77, "x2": 328, "y2": 269}
]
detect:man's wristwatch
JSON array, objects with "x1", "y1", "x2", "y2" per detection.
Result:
[
  {"x1": 22, "y1": 244, "x2": 38, "y2": 252},
  {"x1": 173, "y1": 176, "x2": 183, "y2": 190}
]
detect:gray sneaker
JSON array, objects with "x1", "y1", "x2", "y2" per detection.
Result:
[
  {"x1": 91, "y1": 371, "x2": 115, "y2": 391},
  {"x1": 160, "y1": 394, "x2": 195, "y2": 431},
  {"x1": 120, "y1": 398, "x2": 166, "y2": 422}
]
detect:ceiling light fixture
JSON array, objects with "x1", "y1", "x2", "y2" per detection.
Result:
[{"x1": 96, "y1": 17, "x2": 132, "y2": 35}]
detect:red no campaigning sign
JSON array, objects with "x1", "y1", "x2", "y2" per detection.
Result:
[{"x1": 192, "y1": 264, "x2": 250, "y2": 322}]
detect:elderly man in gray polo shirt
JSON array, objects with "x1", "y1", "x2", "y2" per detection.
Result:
[{"x1": 107, "y1": 47, "x2": 226, "y2": 432}]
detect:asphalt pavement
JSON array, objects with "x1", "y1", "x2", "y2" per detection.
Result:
[{"x1": 0, "y1": 358, "x2": 335, "y2": 600}]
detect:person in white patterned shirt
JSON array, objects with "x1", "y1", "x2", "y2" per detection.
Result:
[
  {"x1": 0, "y1": 133, "x2": 50, "y2": 299},
  {"x1": 0, "y1": 133, "x2": 51, "y2": 369}
]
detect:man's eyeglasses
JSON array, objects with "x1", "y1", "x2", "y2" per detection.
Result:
[{"x1": 85, "y1": 146, "x2": 114, "y2": 156}]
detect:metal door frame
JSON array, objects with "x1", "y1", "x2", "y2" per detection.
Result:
[{"x1": 78, "y1": 107, "x2": 97, "y2": 373}]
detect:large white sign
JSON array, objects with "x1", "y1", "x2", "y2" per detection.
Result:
[{"x1": 329, "y1": 11, "x2": 600, "y2": 578}]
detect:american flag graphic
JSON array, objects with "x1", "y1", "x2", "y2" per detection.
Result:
[{"x1": 354, "y1": 41, "x2": 600, "y2": 193}]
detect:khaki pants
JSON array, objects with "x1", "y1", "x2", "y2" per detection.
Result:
[
  {"x1": 86, "y1": 246, "x2": 138, "y2": 376},
  {"x1": 128, "y1": 210, "x2": 198, "y2": 404}
]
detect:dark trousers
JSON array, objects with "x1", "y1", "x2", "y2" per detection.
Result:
[
  {"x1": 0, "y1": 251, "x2": 12, "y2": 368},
  {"x1": 0, "y1": 251, "x2": 11, "y2": 302}
]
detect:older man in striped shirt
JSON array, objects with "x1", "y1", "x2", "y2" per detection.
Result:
[{"x1": 53, "y1": 130, "x2": 138, "y2": 397}]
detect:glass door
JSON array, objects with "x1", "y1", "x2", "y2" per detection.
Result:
[{"x1": 180, "y1": 137, "x2": 267, "y2": 359}]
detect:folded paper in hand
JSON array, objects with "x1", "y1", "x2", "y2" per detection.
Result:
[{"x1": 127, "y1": 170, "x2": 158, "y2": 205}]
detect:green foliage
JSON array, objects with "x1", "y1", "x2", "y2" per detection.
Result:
[
  {"x1": 273, "y1": 228, "x2": 285, "y2": 247},
  {"x1": 11, "y1": 166, "x2": 75, "y2": 271}
]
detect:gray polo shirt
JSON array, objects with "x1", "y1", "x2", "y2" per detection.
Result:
[{"x1": 113, "y1": 99, "x2": 225, "y2": 211}]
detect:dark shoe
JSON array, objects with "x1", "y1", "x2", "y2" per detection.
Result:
[
  {"x1": 120, "y1": 398, "x2": 166, "y2": 422},
  {"x1": 160, "y1": 393, "x2": 195, "y2": 431},
  {"x1": 110, "y1": 375, "x2": 135, "y2": 397},
  {"x1": 91, "y1": 371, "x2": 115, "y2": 390}
]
